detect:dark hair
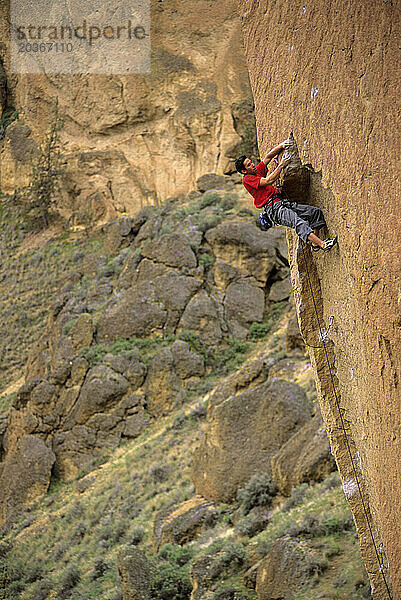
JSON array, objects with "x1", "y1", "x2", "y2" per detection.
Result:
[{"x1": 235, "y1": 155, "x2": 247, "y2": 173}]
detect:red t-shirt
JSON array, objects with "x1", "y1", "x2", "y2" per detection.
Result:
[{"x1": 242, "y1": 161, "x2": 276, "y2": 208}]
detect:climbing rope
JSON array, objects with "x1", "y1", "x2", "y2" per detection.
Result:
[{"x1": 299, "y1": 240, "x2": 394, "y2": 600}]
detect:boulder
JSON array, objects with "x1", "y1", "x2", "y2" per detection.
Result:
[
  {"x1": 141, "y1": 233, "x2": 197, "y2": 269},
  {"x1": 191, "y1": 379, "x2": 311, "y2": 502},
  {"x1": 53, "y1": 421, "x2": 123, "y2": 481},
  {"x1": 205, "y1": 221, "x2": 280, "y2": 285},
  {"x1": 123, "y1": 409, "x2": 151, "y2": 438},
  {"x1": 170, "y1": 340, "x2": 205, "y2": 380},
  {"x1": 117, "y1": 546, "x2": 154, "y2": 600},
  {"x1": 153, "y1": 496, "x2": 216, "y2": 552},
  {"x1": 103, "y1": 217, "x2": 133, "y2": 253},
  {"x1": 213, "y1": 261, "x2": 240, "y2": 291},
  {"x1": 0, "y1": 435, "x2": 55, "y2": 525},
  {"x1": 204, "y1": 353, "x2": 272, "y2": 406},
  {"x1": 96, "y1": 281, "x2": 167, "y2": 342},
  {"x1": 255, "y1": 537, "x2": 319, "y2": 599},
  {"x1": 64, "y1": 365, "x2": 129, "y2": 427},
  {"x1": 5, "y1": 121, "x2": 38, "y2": 163},
  {"x1": 271, "y1": 413, "x2": 336, "y2": 496},
  {"x1": 196, "y1": 173, "x2": 228, "y2": 192},
  {"x1": 69, "y1": 313, "x2": 93, "y2": 352},
  {"x1": 145, "y1": 347, "x2": 184, "y2": 417},
  {"x1": 269, "y1": 278, "x2": 292, "y2": 302},
  {"x1": 13, "y1": 377, "x2": 44, "y2": 409},
  {"x1": 224, "y1": 279, "x2": 265, "y2": 338},
  {"x1": 178, "y1": 290, "x2": 222, "y2": 345},
  {"x1": 267, "y1": 357, "x2": 308, "y2": 383}
]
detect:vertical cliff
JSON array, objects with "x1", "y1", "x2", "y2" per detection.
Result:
[
  {"x1": 0, "y1": 0, "x2": 252, "y2": 216},
  {"x1": 239, "y1": 1, "x2": 400, "y2": 598}
]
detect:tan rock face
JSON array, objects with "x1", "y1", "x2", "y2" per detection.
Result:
[
  {"x1": 255, "y1": 537, "x2": 320, "y2": 600},
  {"x1": 191, "y1": 378, "x2": 311, "y2": 502},
  {"x1": 0, "y1": 435, "x2": 55, "y2": 525},
  {"x1": 240, "y1": 1, "x2": 400, "y2": 596},
  {"x1": 0, "y1": 0, "x2": 252, "y2": 218},
  {"x1": 271, "y1": 412, "x2": 335, "y2": 496}
]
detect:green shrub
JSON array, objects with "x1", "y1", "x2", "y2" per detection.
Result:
[
  {"x1": 156, "y1": 544, "x2": 193, "y2": 567},
  {"x1": 199, "y1": 192, "x2": 220, "y2": 209},
  {"x1": 237, "y1": 473, "x2": 276, "y2": 515},
  {"x1": 213, "y1": 338, "x2": 250, "y2": 373},
  {"x1": 32, "y1": 580, "x2": 53, "y2": 600},
  {"x1": 248, "y1": 321, "x2": 271, "y2": 340},
  {"x1": 236, "y1": 512, "x2": 268, "y2": 538},
  {"x1": 220, "y1": 195, "x2": 237, "y2": 211},
  {"x1": 282, "y1": 483, "x2": 308, "y2": 512},
  {"x1": 129, "y1": 526, "x2": 145, "y2": 546},
  {"x1": 212, "y1": 586, "x2": 248, "y2": 600},
  {"x1": 151, "y1": 546, "x2": 193, "y2": 600},
  {"x1": 217, "y1": 542, "x2": 247, "y2": 569},
  {"x1": 150, "y1": 464, "x2": 171, "y2": 483},
  {"x1": 90, "y1": 557, "x2": 109, "y2": 580},
  {"x1": 319, "y1": 514, "x2": 354, "y2": 535},
  {"x1": 198, "y1": 253, "x2": 215, "y2": 269},
  {"x1": 196, "y1": 213, "x2": 222, "y2": 233},
  {"x1": 150, "y1": 561, "x2": 192, "y2": 600},
  {"x1": 58, "y1": 565, "x2": 80, "y2": 599}
]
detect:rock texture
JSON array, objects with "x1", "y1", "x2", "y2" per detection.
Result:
[
  {"x1": 240, "y1": 1, "x2": 400, "y2": 596},
  {"x1": 0, "y1": 435, "x2": 55, "y2": 524},
  {"x1": 271, "y1": 413, "x2": 336, "y2": 496},
  {"x1": 0, "y1": 0, "x2": 252, "y2": 218},
  {"x1": 117, "y1": 547, "x2": 154, "y2": 600},
  {"x1": 192, "y1": 377, "x2": 311, "y2": 502},
  {"x1": 153, "y1": 496, "x2": 216, "y2": 552},
  {"x1": 255, "y1": 537, "x2": 320, "y2": 600}
]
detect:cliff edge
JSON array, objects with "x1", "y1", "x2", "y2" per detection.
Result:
[{"x1": 239, "y1": 1, "x2": 400, "y2": 598}]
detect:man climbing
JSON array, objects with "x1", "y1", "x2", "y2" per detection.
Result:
[{"x1": 235, "y1": 140, "x2": 337, "y2": 251}]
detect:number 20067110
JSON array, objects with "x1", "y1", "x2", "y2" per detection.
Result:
[{"x1": 18, "y1": 42, "x2": 73, "y2": 53}]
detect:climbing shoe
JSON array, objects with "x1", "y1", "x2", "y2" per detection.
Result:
[{"x1": 323, "y1": 236, "x2": 338, "y2": 252}]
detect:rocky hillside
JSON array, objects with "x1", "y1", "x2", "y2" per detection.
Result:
[
  {"x1": 239, "y1": 1, "x2": 400, "y2": 598},
  {"x1": 0, "y1": 186, "x2": 293, "y2": 524},
  {"x1": 0, "y1": 0, "x2": 255, "y2": 222},
  {"x1": 0, "y1": 186, "x2": 371, "y2": 600}
]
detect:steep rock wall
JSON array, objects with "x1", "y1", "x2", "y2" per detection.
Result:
[
  {"x1": 0, "y1": 0, "x2": 251, "y2": 217},
  {"x1": 239, "y1": 1, "x2": 400, "y2": 598}
]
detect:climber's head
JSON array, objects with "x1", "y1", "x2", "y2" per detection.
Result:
[{"x1": 235, "y1": 155, "x2": 257, "y2": 175}]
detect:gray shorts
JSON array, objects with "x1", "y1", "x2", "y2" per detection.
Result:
[{"x1": 266, "y1": 200, "x2": 326, "y2": 243}]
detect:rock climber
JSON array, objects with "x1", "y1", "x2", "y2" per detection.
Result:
[{"x1": 235, "y1": 140, "x2": 337, "y2": 251}]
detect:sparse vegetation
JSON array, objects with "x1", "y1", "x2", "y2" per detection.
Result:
[{"x1": 0, "y1": 186, "x2": 369, "y2": 600}]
